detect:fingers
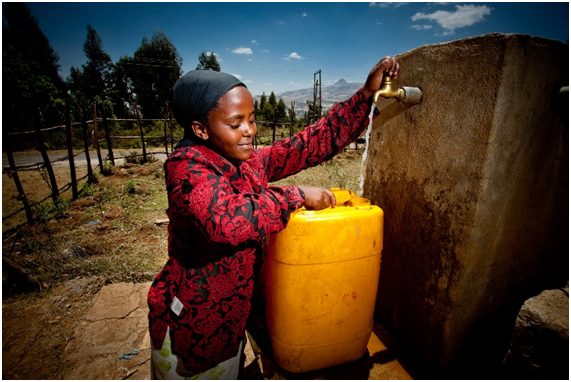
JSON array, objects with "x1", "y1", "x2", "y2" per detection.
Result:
[
  {"x1": 381, "y1": 56, "x2": 399, "y2": 79},
  {"x1": 324, "y1": 188, "x2": 336, "y2": 208},
  {"x1": 313, "y1": 188, "x2": 335, "y2": 210},
  {"x1": 299, "y1": 186, "x2": 337, "y2": 210}
]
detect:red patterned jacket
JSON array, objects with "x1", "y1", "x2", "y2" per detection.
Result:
[{"x1": 148, "y1": 88, "x2": 375, "y2": 373}]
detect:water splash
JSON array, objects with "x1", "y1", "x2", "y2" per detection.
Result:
[{"x1": 358, "y1": 103, "x2": 377, "y2": 196}]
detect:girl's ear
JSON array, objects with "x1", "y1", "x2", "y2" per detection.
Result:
[{"x1": 191, "y1": 121, "x2": 209, "y2": 141}]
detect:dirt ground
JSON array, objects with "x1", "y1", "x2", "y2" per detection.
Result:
[
  {"x1": 2, "y1": 157, "x2": 170, "y2": 379},
  {"x1": 2, "y1": 276, "x2": 109, "y2": 379},
  {"x1": 2, "y1": 148, "x2": 374, "y2": 380}
]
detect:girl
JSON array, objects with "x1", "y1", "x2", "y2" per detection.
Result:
[{"x1": 148, "y1": 56, "x2": 399, "y2": 379}]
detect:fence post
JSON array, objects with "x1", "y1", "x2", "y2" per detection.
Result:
[
  {"x1": 35, "y1": 126, "x2": 59, "y2": 203},
  {"x1": 135, "y1": 105, "x2": 147, "y2": 163},
  {"x1": 92, "y1": 102, "x2": 104, "y2": 173},
  {"x1": 169, "y1": 109, "x2": 175, "y2": 152},
  {"x1": 81, "y1": 118, "x2": 96, "y2": 184},
  {"x1": 272, "y1": 121, "x2": 276, "y2": 144},
  {"x1": 102, "y1": 112, "x2": 115, "y2": 166},
  {"x1": 64, "y1": 101, "x2": 78, "y2": 200},
  {"x1": 5, "y1": 136, "x2": 34, "y2": 225},
  {"x1": 163, "y1": 108, "x2": 169, "y2": 156}
]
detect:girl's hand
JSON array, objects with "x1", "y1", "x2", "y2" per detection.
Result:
[
  {"x1": 298, "y1": 186, "x2": 336, "y2": 210},
  {"x1": 363, "y1": 56, "x2": 400, "y2": 98}
]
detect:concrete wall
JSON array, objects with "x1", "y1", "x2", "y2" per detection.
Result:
[{"x1": 362, "y1": 34, "x2": 568, "y2": 377}]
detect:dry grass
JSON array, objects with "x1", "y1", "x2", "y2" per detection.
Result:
[
  {"x1": 3, "y1": 161, "x2": 169, "y2": 291},
  {"x1": 2, "y1": 148, "x2": 364, "y2": 293}
]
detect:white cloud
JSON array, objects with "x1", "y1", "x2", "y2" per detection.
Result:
[
  {"x1": 369, "y1": 2, "x2": 407, "y2": 8},
  {"x1": 285, "y1": 52, "x2": 302, "y2": 60},
  {"x1": 251, "y1": 40, "x2": 258, "y2": 44},
  {"x1": 232, "y1": 47, "x2": 253, "y2": 55},
  {"x1": 411, "y1": 4, "x2": 491, "y2": 33},
  {"x1": 301, "y1": 12, "x2": 308, "y2": 17},
  {"x1": 411, "y1": 24, "x2": 433, "y2": 30}
]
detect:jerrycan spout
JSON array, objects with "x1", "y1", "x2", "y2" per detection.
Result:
[{"x1": 373, "y1": 74, "x2": 422, "y2": 105}]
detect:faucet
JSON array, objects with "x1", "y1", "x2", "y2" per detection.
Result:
[{"x1": 373, "y1": 74, "x2": 422, "y2": 105}]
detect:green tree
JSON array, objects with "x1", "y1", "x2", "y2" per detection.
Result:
[
  {"x1": 108, "y1": 56, "x2": 132, "y2": 118},
  {"x1": 124, "y1": 32, "x2": 182, "y2": 118},
  {"x1": 260, "y1": 103, "x2": 273, "y2": 126},
  {"x1": 196, "y1": 52, "x2": 221, "y2": 71},
  {"x1": 276, "y1": 99, "x2": 287, "y2": 123},
  {"x1": 82, "y1": 25, "x2": 113, "y2": 101},
  {"x1": 288, "y1": 101, "x2": 297, "y2": 125},
  {"x1": 258, "y1": 93, "x2": 267, "y2": 121},
  {"x1": 268, "y1": 92, "x2": 277, "y2": 108},
  {"x1": 253, "y1": 99, "x2": 259, "y2": 119},
  {"x1": 2, "y1": 3, "x2": 65, "y2": 135}
]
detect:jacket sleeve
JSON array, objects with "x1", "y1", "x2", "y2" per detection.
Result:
[
  {"x1": 165, "y1": 158, "x2": 305, "y2": 246},
  {"x1": 258, "y1": 88, "x2": 374, "y2": 182}
]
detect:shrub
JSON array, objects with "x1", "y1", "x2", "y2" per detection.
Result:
[
  {"x1": 124, "y1": 180, "x2": 137, "y2": 195},
  {"x1": 101, "y1": 160, "x2": 114, "y2": 176},
  {"x1": 79, "y1": 182, "x2": 95, "y2": 198}
]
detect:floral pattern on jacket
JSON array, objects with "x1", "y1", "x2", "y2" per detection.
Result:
[{"x1": 148, "y1": 88, "x2": 374, "y2": 373}]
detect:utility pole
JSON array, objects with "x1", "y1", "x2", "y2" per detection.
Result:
[{"x1": 312, "y1": 69, "x2": 322, "y2": 123}]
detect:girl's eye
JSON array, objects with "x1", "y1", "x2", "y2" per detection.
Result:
[{"x1": 230, "y1": 124, "x2": 240, "y2": 129}]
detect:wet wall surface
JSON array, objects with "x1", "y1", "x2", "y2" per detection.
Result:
[{"x1": 363, "y1": 33, "x2": 568, "y2": 377}]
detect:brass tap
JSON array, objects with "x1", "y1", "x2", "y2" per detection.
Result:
[{"x1": 373, "y1": 74, "x2": 422, "y2": 105}]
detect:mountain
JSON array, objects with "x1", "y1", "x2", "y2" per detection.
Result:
[{"x1": 255, "y1": 78, "x2": 363, "y2": 116}]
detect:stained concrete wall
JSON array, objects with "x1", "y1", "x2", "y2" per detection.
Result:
[{"x1": 363, "y1": 34, "x2": 568, "y2": 377}]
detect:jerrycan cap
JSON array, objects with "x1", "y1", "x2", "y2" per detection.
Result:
[
  {"x1": 330, "y1": 188, "x2": 354, "y2": 206},
  {"x1": 330, "y1": 188, "x2": 371, "y2": 207}
]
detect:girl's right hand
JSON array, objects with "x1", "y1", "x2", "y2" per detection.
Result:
[
  {"x1": 363, "y1": 56, "x2": 400, "y2": 99},
  {"x1": 298, "y1": 185, "x2": 336, "y2": 210}
]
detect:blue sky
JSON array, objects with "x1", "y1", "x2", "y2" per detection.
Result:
[{"x1": 26, "y1": 2, "x2": 569, "y2": 96}]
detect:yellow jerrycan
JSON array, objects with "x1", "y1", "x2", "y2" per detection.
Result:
[{"x1": 264, "y1": 188, "x2": 383, "y2": 373}]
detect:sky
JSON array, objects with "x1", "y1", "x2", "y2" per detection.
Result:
[{"x1": 24, "y1": 1, "x2": 570, "y2": 96}]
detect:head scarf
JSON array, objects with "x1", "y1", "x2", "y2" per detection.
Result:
[{"x1": 171, "y1": 70, "x2": 245, "y2": 135}]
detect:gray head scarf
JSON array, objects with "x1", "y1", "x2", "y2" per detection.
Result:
[{"x1": 171, "y1": 70, "x2": 245, "y2": 139}]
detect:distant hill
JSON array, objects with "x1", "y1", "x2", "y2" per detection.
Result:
[{"x1": 255, "y1": 79, "x2": 363, "y2": 116}]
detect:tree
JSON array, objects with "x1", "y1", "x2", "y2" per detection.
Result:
[
  {"x1": 268, "y1": 92, "x2": 277, "y2": 108},
  {"x1": 196, "y1": 52, "x2": 221, "y2": 71},
  {"x1": 3, "y1": 3, "x2": 65, "y2": 135},
  {"x1": 276, "y1": 99, "x2": 287, "y2": 123},
  {"x1": 288, "y1": 101, "x2": 297, "y2": 125},
  {"x1": 108, "y1": 56, "x2": 132, "y2": 118},
  {"x1": 258, "y1": 93, "x2": 267, "y2": 121},
  {"x1": 81, "y1": 25, "x2": 113, "y2": 102},
  {"x1": 124, "y1": 32, "x2": 182, "y2": 118}
]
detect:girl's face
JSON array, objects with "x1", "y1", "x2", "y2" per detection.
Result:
[{"x1": 202, "y1": 86, "x2": 257, "y2": 164}]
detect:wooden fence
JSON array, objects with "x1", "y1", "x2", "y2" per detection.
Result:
[
  {"x1": 3, "y1": 103, "x2": 179, "y2": 227},
  {"x1": 3, "y1": 107, "x2": 298, "y2": 228}
]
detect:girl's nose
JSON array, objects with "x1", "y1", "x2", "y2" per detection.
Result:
[{"x1": 242, "y1": 122, "x2": 255, "y2": 136}]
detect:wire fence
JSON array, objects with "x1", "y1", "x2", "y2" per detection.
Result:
[{"x1": 2, "y1": 104, "x2": 302, "y2": 230}]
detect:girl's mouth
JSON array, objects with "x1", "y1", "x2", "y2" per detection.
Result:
[{"x1": 238, "y1": 143, "x2": 253, "y2": 150}]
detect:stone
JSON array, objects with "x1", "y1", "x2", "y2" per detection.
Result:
[
  {"x1": 504, "y1": 286, "x2": 569, "y2": 379},
  {"x1": 63, "y1": 282, "x2": 152, "y2": 380}
]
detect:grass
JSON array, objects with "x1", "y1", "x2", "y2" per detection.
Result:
[{"x1": 2, "y1": 148, "x2": 364, "y2": 294}]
